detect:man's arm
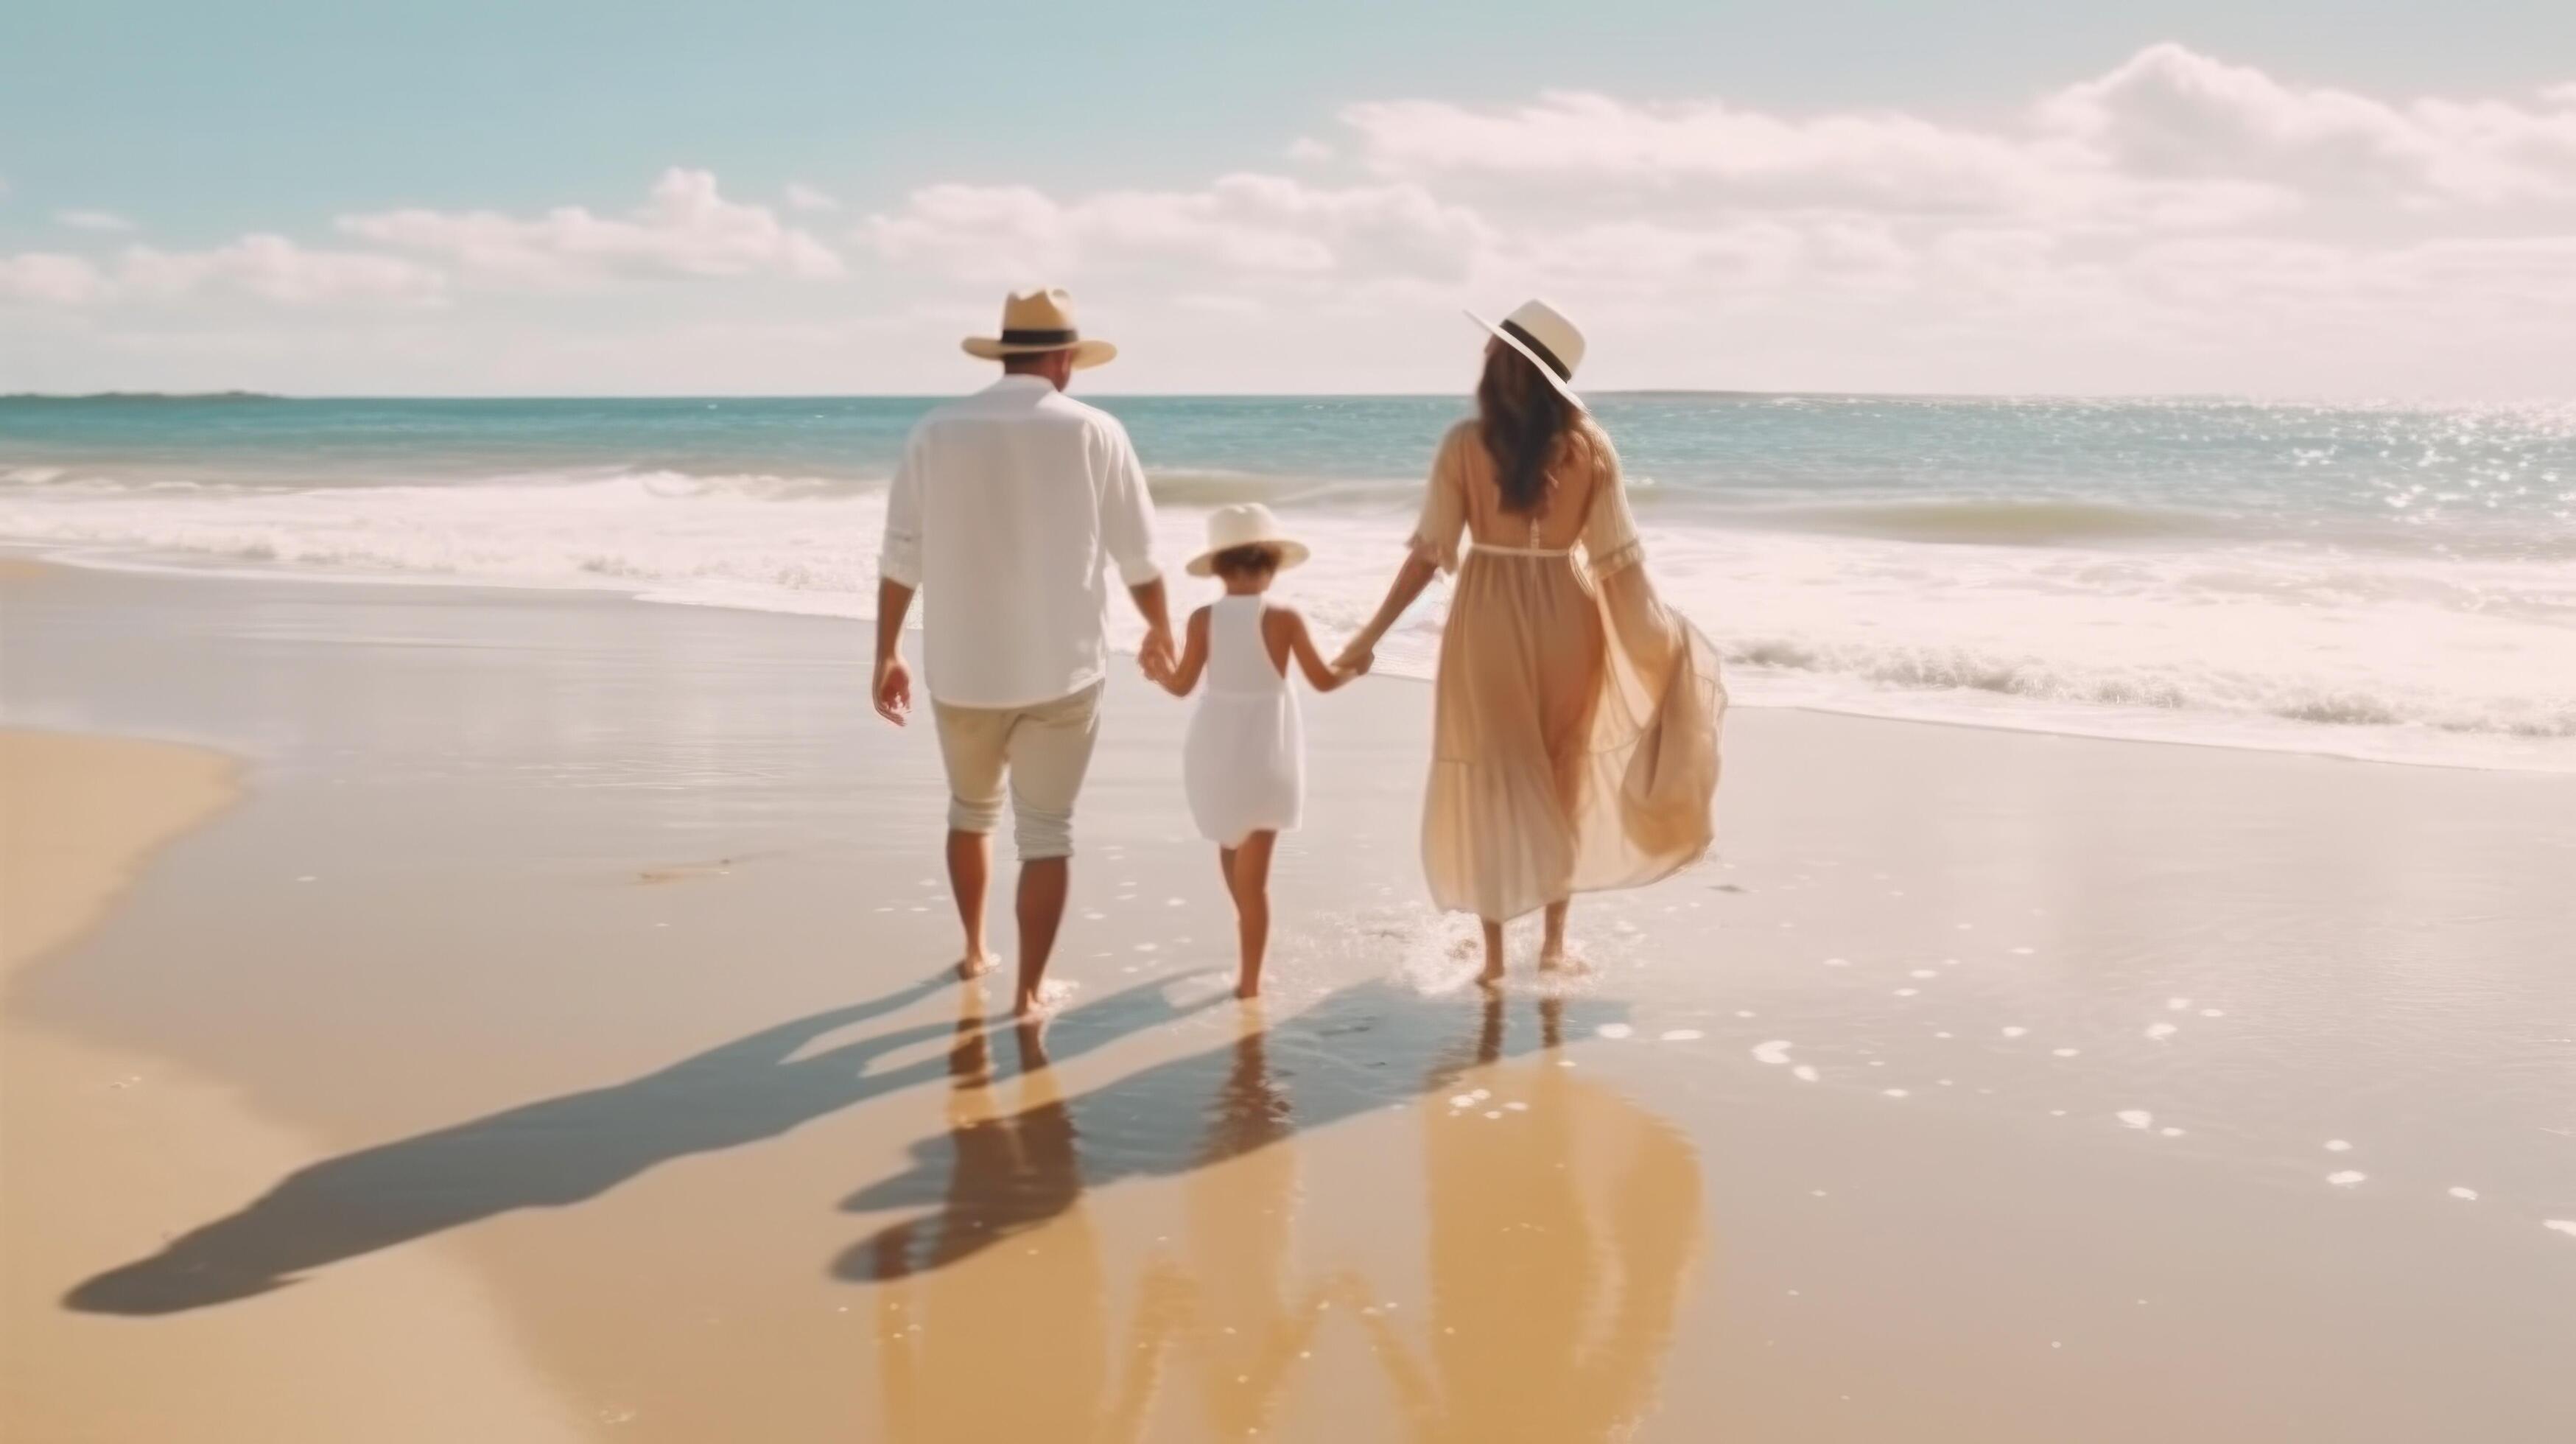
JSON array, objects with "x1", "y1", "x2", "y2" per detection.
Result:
[
  {"x1": 1096, "y1": 422, "x2": 1174, "y2": 679},
  {"x1": 1129, "y1": 577, "x2": 1173, "y2": 681},
  {"x1": 874, "y1": 431, "x2": 927, "y2": 726},
  {"x1": 873, "y1": 578, "x2": 916, "y2": 725}
]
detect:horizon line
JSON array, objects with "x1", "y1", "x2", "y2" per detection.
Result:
[{"x1": 7, "y1": 388, "x2": 2558, "y2": 407}]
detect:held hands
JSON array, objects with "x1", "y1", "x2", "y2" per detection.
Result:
[
  {"x1": 1332, "y1": 639, "x2": 1376, "y2": 681},
  {"x1": 873, "y1": 655, "x2": 912, "y2": 726},
  {"x1": 1137, "y1": 625, "x2": 1178, "y2": 685}
]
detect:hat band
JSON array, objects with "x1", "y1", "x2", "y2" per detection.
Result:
[
  {"x1": 1000, "y1": 327, "x2": 1078, "y2": 346},
  {"x1": 1500, "y1": 320, "x2": 1573, "y2": 382}
]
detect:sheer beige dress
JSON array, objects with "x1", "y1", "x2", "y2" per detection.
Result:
[{"x1": 1410, "y1": 416, "x2": 1724, "y2": 922}]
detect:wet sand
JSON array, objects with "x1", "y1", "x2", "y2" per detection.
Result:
[{"x1": 3, "y1": 556, "x2": 2572, "y2": 1441}]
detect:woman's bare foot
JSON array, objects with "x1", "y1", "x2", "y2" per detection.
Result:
[
  {"x1": 1537, "y1": 944, "x2": 1591, "y2": 975},
  {"x1": 956, "y1": 952, "x2": 999, "y2": 981},
  {"x1": 1235, "y1": 978, "x2": 1262, "y2": 1000},
  {"x1": 1013, "y1": 977, "x2": 1078, "y2": 1020}
]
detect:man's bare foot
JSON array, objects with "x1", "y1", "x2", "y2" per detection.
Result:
[{"x1": 956, "y1": 952, "x2": 999, "y2": 981}]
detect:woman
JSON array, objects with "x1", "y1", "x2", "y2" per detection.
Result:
[{"x1": 1338, "y1": 300, "x2": 1724, "y2": 984}]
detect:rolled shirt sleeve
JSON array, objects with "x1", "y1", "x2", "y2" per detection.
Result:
[
  {"x1": 1095, "y1": 418, "x2": 1162, "y2": 588},
  {"x1": 877, "y1": 429, "x2": 927, "y2": 588}
]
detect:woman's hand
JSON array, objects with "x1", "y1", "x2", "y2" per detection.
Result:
[{"x1": 1333, "y1": 639, "x2": 1375, "y2": 677}]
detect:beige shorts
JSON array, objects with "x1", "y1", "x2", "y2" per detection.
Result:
[{"x1": 930, "y1": 682, "x2": 1103, "y2": 861}]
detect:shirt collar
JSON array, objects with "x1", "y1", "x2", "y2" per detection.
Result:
[{"x1": 983, "y1": 374, "x2": 1059, "y2": 396}]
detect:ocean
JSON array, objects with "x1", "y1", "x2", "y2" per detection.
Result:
[{"x1": 4, "y1": 393, "x2": 2571, "y2": 771}]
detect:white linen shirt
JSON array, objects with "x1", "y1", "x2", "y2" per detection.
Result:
[{"x1": 877, "y1": 375, "x2": 1161, "y2": 709}]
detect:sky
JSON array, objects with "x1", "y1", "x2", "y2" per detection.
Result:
[{"x1": 4, "y1": 1, "x2": 2574, "y2": 397}]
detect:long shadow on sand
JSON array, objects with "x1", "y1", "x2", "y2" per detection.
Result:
[
  {"x1": 65, "y1": 968, "x2": 1215, "y2": 1315},
  {"x1": 838, "y1": 980, "x2": 1626, "y2": 1281}
]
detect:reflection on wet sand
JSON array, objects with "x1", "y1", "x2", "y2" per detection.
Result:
[
  {"x1": 1162, "y1": 1004, "x2": 1332, "y2": 1439},
  {"x1": 868, "y1": 987, "x2": 1177, "y2": 1442},
  {"x1": 846, "y1": 987, "x2": 1705, "y2": 1441},
  {"x1": 1357, "y1": 995, "x2": 1706, "y2": 1441}
]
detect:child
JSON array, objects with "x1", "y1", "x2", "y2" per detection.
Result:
[{"x1": 1159, "y1": 504, "x2": 1367, "y2": 998}]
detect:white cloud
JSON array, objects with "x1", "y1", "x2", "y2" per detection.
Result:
[
  {"x1": 1285, "y1": 137, "x2": 1334, "y2": 164},
  {"x1": 341, "y1": 168, "x2": 844, "y2": 285},
  {"x1": 1344, "y1": 91, "x2": 2076, "y2": 216},
  {"x1": 1343, "y1": 45, "x2": 2576, "y2": 222},
  {"x1": 2040, "y1": 43, "x2": 2576, "y2": 206},
  {"x1": 785, "y1": 182, "x2": 840, "y2": 213},
  {"x1": 846, "y1": 46, "x2": 2576, "y2": 395},
  {"x1": 55, "y1": 208, "x2": 136, "y2": 232},
  {"x1": 0, "y1": 253, "x2": 110, "y2": 305},
  {"x1": 0, "y1": 236, "x2": 444, "y2": 307},
  {"x1": 118, "y1": 235, "x2": 448, "y2": 305},
  {"x1": 863, "y1": 172, "x2": 1490, "y2": 284}
]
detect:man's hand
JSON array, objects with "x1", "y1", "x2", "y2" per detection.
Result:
[
  {"x1": 874, "y1": 655, "x2": 913, "y2": 726},
  {"x1": 1138, "y1": 625, "x2": 1177, "y2": 684}
]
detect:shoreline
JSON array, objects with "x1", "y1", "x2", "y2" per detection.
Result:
[
  {"x1": 7, "y1": 540, "x2": 2562, "y2": 778},
  {"x1": 4, "y1": 558, "x2": 2571, "y2": 1440}
]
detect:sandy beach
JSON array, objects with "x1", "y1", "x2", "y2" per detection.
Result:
[{"x1": 4, "y1": 554, "x2": 2573, "y2": 1441}]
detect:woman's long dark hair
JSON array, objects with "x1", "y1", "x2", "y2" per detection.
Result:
[{"x1": 1475, "y1": 340, "x2": 1573, "y2": 516}]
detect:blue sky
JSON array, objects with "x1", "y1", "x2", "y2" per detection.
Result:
[{"x1": 5, "y1": 2, "x2": 2575, "y2": 395}]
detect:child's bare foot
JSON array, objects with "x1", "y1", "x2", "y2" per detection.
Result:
[{"x1": 956, "y1": 952, "x2": 999, "y2": 981}]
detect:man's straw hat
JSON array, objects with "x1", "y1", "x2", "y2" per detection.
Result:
[{"x1": 962, "y1": 287, "x2": 1117, "y2": 369}]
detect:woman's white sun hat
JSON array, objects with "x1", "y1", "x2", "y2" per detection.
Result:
[
  {"x1": 961, "y1": 287, "x2": 1117, "y2": 369},
  {"x1": 1185, "y1": 503, "x2": 1313, "y2": 578},
  {"x1": 1466, "y1": 298, "x2": 1586, "y2": 409}
]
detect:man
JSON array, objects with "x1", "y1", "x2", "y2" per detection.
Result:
[{"x1": 873, "y1": 287, "x2": 1175, "y2": 1017}]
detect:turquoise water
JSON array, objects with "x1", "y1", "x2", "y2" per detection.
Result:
[
  {"x1": 7, "y1": 393, "x2": 2572, "y2": 550},
  {"x1": 4, "y1": 393, "x2": 2572, "y2": 767}
]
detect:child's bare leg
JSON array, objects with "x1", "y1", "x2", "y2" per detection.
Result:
[
  {"x1": 1230, "y1": 831, "x2": 1277, "y2": 998},
  {"x1": 1538, "y1": 900, "x2": 1574, "y2": 970},
  {"x1": 947, "y1": 829, "x2": 997, "y2": 979},
  {"x1": 1478, "y1": 917, "x2": 1506, "y2": 986}
]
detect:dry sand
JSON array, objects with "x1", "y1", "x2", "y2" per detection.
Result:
[
  {"x1": 3, "y1": 555, "x2": 2572, "y2": 1441},
  {"x1": 1, "y1": 730, "x2": 590, "y2": 1440}
]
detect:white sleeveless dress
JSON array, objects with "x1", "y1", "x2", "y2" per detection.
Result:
[{"x1": 1184, "y1": 595, "x2": 1305, "y2": 847}]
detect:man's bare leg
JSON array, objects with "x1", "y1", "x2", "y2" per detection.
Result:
[
  {"x1": 1013, "y1": 857, "x2": 1072, "y2": 1017},
  {"x1": 947, "y1": 829, "x2": 998, "y2": 979}
]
